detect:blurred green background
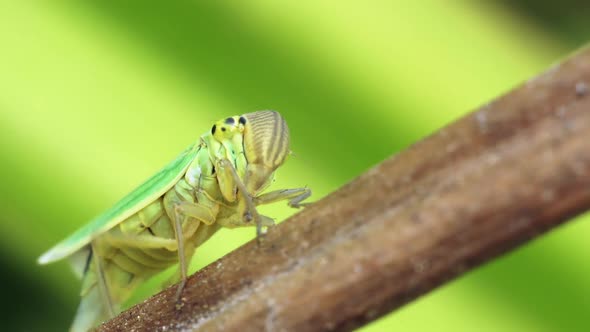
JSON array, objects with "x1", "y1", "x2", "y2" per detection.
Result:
[{"x1": 1, "y1": 1, "x2": 589, "y2": 331}]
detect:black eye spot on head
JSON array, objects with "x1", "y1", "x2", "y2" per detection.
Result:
[
  {"x1": 225, "y1": 117, "x2": 235, "y2": 125},
  {"x1": 211, "y1": 124, "x2": 217, "y2": 135},
  {"x1": 221, "y1": 127, "x2": 226, "y2": 132},
  {"x1": 239, "y1": 116, "x2": 247, "y2": 125}
]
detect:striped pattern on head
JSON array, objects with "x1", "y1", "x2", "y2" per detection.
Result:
[{"x1": 242, "y1": 110, "x2": 290, "y2": 171}]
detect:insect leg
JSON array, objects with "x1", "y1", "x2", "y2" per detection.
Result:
[
  {"x1": 171, "y1": 201, "x2": 217, "y2": 305},
  {"x1": 217, "y1": 158, "x2": 266, "y2": 236},
  {"x1": 90, "y1": 241, "x2": 115, "y2": 318},
  {"x1": 171, "y1": 205, "x2": 188, "y2": 307},
  {"x1": 160, "y1": 242, "x2": 197, "y2": 290},
  {"x1": 100, "y1": 233, "x2": 178, "y2": 251},
  {"x1": 254, "y1": 187, "x2": 312, "y2": 208}
]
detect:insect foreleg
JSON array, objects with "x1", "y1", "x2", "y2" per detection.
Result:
[
  {"x1": 254, "y1": 187, "x2": 312, "y2": 208},
  {"x1": 217, "y1": 158, "x2": 266, "y2": 236},
  {"x1": 90, "y1": 241, "x2": 115, "y2": 319}
]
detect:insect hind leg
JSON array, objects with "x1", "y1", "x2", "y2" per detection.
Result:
[{"x1": 90, "y1": 241, "x2": 115, "y2": 318}]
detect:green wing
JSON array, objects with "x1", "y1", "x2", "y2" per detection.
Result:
[{"x1": 38, "y1": 142, "x2": 202, "y2": 265}]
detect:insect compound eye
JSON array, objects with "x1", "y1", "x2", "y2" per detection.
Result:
[
  {"x1": 239, "y1": 116, "x2": 247, "y2": 125},
  {"x1": 211, "y1": 124, "x2": 217, "y2": 135},
  {"x1": 224, "y1": 117, "x2": 235, "y2": 125}
]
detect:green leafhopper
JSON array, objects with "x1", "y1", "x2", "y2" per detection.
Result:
[{"x1": 38, "y1": 110, "x2": 311, "y2": 331}]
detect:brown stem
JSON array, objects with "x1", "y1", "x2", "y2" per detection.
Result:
[{"x1": 98, "y1": 47, "x2": 590, "y2": 332}]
